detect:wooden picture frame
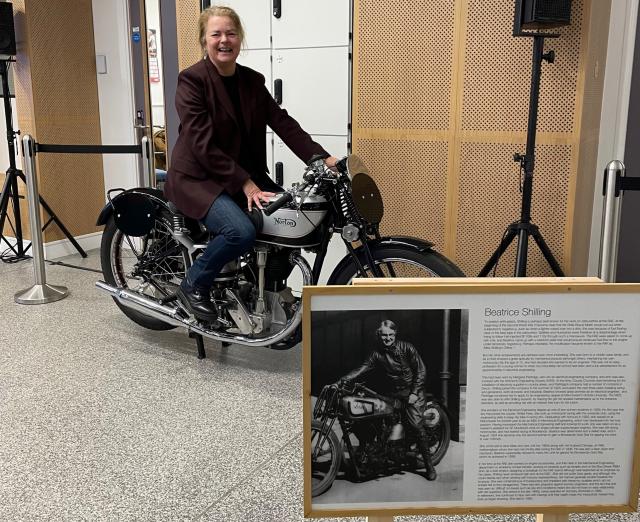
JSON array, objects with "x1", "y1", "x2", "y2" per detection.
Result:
[{"x1": 303, "y1": 282, "x2": 640, "y2": 518}]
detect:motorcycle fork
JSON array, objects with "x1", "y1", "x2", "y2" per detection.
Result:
[{"x1": 340, "y1": 423, "x2": 363, "y2": 481}]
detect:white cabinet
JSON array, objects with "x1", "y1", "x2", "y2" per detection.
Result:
[
  {"x1": 237, "y1": 48, "x2": 271, "y2": 91},
  {"x1": 272, "y1": 47, "x2": 349, "y2": 136},
  {"x1": 271, "y1": 0, "x2": 350, "y2": 48},
  {"x1": 230, "y1": 0, "x2": 271, "y2": 50},
  {"x1": 274, "y1": 135, "x2": 348, "y2": 188}
]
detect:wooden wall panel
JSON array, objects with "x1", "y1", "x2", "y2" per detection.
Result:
[
  {"x1": 175, "y1": 1, "x2": 201, "y2": 71},
  {"x1": 354, "y1": 138, "x2": 449, "y2": 251},
  {"x1": 456, "y1": 142, "x2": 571, "y2": 277},
  {"x1": 355, "y1": 0, "x2": 455, "y2": 131},
  {"x1": 8, "y1": 0, "x2": 104, "y2": 243},
  {"x1": 353, "y1": 0, "x2": 610, "y2": 277}
]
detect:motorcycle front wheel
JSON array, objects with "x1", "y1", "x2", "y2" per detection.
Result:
[
  {"x1": 329, "y1": 244, "x2": 464, "y2": 284},
  {"x1": 311, "y1": 420, "x2": 342, "y2": 497},
  {"x1": 423, "y1": 400, "x2": 451, "y2": 465},
  {"x1": 100, "y1": 213, "x2": 188, "y2": 330}
]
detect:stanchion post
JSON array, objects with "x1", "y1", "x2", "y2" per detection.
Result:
[
  {"x1": 599, "y1": 160, "x2": 625, "y2": 282},
  {"x1": 14, "y1": 134, "x2": 69, "y2": 304},
  {"x1": 141, "y1": 135, "x2": 154, "y2": 188}
]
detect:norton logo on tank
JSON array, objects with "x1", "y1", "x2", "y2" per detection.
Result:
[{"x1": 274, "y1": 217, "x2": 296, "y2": 227}]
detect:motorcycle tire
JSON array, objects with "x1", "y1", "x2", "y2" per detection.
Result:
[
  {"x1": 311, "y1": 420, "x2": 342, "y2": 497},
  {"x1": 329, "y1": 245, "x2": 464, "y2": 284},
  {"x1": 100, "y1": 213, "x2": 187, "y2": 331},
  {"x1": 424, "y1": 400, "x2": 451, "y2": 466}
]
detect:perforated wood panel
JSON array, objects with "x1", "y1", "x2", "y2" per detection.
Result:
[
  {"x1": 176, "y1": 1, "x2": 201, "y2": 71},
  {"x1": 26, "y1": 0, "x2": 104, "y2": 241},
  {"x1": 354, "y1": 138, "x2": 449, "y2": 251},
  {"x1": 353, "y1": 0, "x2": 608, "y2": 276},
  {"x1": 355, "y1": 0, "x2": 455, "y2": 130},
  {"x1": 456, "y1": 142, "x2": 571, "y2": 276},
  {"x1": 6, "y1": 0, "x2": 104, "y2": 242},
  {"x1": 462, "y1": 0, "x2": 585, "y2": 133}
]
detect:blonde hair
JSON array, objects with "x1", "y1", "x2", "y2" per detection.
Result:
[{"x1": 199, "y1": 6, "x2": 245, "y2": 54}]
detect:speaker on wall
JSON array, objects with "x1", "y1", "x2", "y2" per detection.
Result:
[
  {"x1": 515, "y1": 0, "x2": 572, "y2": 31},
  {"x1": 0, "y1": 2, "x2": 16, "y2": 56}
]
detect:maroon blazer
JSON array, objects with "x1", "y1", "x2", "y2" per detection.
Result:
[{"x1": 164, "y1": 57, "x2": 328, "y2": 219}]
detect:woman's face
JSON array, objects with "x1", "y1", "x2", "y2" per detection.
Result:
[{"x1": 205, "y1": 15, "x2": 241, "y2": 75}]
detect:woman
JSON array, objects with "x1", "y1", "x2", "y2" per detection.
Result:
[{"x1": 165, "y1": 6, "x2": 337, "y2": 323}]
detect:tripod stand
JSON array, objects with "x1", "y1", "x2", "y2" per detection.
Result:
[
  {"x1": 0, "y1": 59, "x2": 86, "y2": 261},
  {"x1": 479, "y1": 33, "x2": 564, "y2": 277}
]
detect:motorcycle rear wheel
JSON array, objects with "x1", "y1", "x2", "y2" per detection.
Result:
[
  {"x1": 311, "y1": 420, "x2": 342, "y2": 497},
  {"x1": 100, "y1": 213, "x2": 188, "y2": 330},
  {"x1": 329, "y1": 245, "x2": 464, "y2": 284}
]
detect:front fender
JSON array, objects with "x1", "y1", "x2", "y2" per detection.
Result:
[
  {"x1": 327, "y1": 236, "x2": 435, "y2": 284},
  {"x1": 96, "y1": 187, "x2": 168, "y2": 226}
]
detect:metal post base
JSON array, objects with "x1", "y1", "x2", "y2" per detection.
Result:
[{"x1": 15, "y1": 283, "x2": 69, "y2": 304}]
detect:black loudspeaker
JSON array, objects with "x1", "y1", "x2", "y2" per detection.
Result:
[
  {"x1": 0, "y1": 2, "x2": 16, "y2": 56},
  {"x1": 516, "y1": 0, "x2": 572, "y2": 30}
]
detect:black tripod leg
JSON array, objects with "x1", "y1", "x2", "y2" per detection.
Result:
[
  {"x1": 530, "y1": 229, "x2": 565, "y2": 276},
  {"x1": 15, "y1": 169, "x2": 87, "y2": 258},
  {"x1": 478, "y1": 228, "x2": 518, "y2": 276},
  {"x1": 38, "y1": 195, "x2": 88, "y2": 257}
]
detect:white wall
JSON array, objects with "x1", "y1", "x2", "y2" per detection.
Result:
[
  {"x1": 92, "y1": 0, "x2": 138, "y2": 195},
  {"x1": 588, "y1": 0, "x2": 639, "y2": 275},
  {"x1": 145, "y1": 0, "x2": 165, "y2": 128}
]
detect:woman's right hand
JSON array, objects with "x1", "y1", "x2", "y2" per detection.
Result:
[{"x1": 243, "y1": 179, "x2": 275, "y2": 211}]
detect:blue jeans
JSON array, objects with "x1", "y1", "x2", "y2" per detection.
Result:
[{"x1": 183, "y1": 193, "x2": 256, "y2": 291}]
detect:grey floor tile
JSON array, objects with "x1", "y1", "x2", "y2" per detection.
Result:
[{"x1": 2, "y1": 252, "x2": 640, "y2": 521}]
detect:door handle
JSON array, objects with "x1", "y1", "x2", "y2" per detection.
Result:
[
  {"x1": 273, "y1": 0, "x2": 281, "y2": 18},
  {"x1": 274, "y1": 79, "x2": 282, "y2": 105},
  {"x1": 275, "y1": 162, "x2": 283, "y2": 186}
]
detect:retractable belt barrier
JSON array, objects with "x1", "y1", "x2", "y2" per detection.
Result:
[
  {"x1": 14, "y1": 134, "x2": 153, "y2": 305},
  {"x1": 598, "y1": 160, "x2": 640, "y2": 283}
]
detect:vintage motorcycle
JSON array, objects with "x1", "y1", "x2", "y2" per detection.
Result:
[
  {"x1": 311, "y1": 381, "x2": 451, "y2": 497},
  {"x1": 95, "y1": 155, "x2": 464, "y2": 351}
]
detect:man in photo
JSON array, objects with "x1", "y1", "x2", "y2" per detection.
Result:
[{"x1": 337, "y1": 319, "x2": 437, "y2": 480}]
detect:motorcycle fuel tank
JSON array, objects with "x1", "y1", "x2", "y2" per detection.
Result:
[
  {"x1": 257, "y1": 192, "x2": 329, "y2": 247},
  {"x1": 341, "y1": 395, "x2": 394, "y2": 420}
]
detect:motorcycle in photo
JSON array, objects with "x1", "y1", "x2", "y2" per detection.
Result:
[
  {"x1": 95, "y1": 155, "x2": 464, "y2": 349},
  {"x1": 311, "y1": 381, "x2": 451, "y2": 497}
]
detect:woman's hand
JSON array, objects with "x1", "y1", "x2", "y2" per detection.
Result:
[
  {"x1": 324, "y1": 156, "x2": 339, "y2": 172},
  {"x1": 243, "y1": 179, "x2": 275, "y2": 211}
]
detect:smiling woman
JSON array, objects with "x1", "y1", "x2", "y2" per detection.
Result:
[{"x1": 163, "y1": 5, "x2": 337, "y2": 323}]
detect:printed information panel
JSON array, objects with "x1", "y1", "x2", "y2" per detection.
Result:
[{"x1": 303, "y1": 283, "x2": 640, "y2": 518}]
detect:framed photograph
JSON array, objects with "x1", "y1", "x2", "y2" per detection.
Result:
[{"x1": 303, "y1": 283, "x2": 640, "y2": 518}]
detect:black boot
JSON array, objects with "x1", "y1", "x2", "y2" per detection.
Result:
[
  {"x1": 418, "y1": 434, "x2": 437, "y2": 481},
  {"x1": 177, "y1": 281, "x2": 217, "y2": 323}
]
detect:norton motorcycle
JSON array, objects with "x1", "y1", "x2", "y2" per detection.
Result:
[
  {"x1": 95, "y1": 155, "x2": 464, "y2": 351},
  {"x1": 311, "y1": 381, "x2": 451, "y2": 497}
]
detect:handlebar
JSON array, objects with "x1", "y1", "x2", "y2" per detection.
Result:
[{"x1": 263, "y1": 192, "x2": 294, "y2": 216}]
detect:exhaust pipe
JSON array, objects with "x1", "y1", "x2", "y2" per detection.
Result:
[{"x1": 96, "y1": 252, "x2": 311, "y2": 348}]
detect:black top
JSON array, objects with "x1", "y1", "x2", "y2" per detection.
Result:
[{"x1": 220, "y1": 71, "x2": 254, "y2": 176}]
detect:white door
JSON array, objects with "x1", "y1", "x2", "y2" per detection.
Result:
[
  {"x1": 272, "y1": 0, "x2": 350, "y2": 48},
  {"x1": 272, "y1": 47, "x2": 349, "y2": 136}
]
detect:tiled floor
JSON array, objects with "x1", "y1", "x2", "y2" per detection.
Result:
[{"x1": 0, "y1": 250, "x2": 639, "y2": 521}]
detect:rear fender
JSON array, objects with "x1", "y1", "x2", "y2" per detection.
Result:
[{"x1": 96, "y1": 187, "x2": 169, "y2": 226}]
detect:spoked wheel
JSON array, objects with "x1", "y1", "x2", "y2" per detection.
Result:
[
  {"x1": 311, "y1": 420, "x2": 342, "y2": 497},
  {"x1": 329, "y1": 245, "x2": 464, "y2": 284},
  {"x1": 421, "y1": 400, "x2": 451, "y2": 465},
  {"x1": 100, "y1": 213, "x2": 188, "y2": 330}
]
